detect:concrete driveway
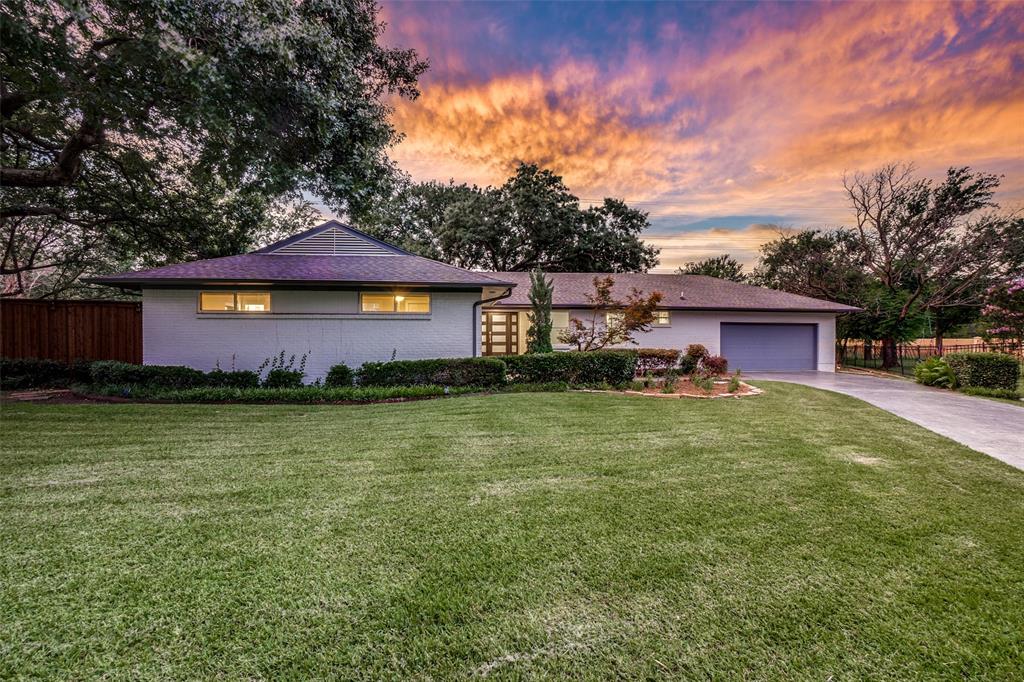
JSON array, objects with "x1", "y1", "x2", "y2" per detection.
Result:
[{"x1": 746, "y1": 371, "x2": 1024, "y2": 470}]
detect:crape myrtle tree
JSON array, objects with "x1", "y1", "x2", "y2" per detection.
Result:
[
  {"x1": 525, "y1": 269, "x2": 554, "y2": 354},
  {"x1": 354, "y1": 163, "x2": 660, "y2": 272},
  {"x1": 558, "y1": 276, "x2": 663, "y2": 351},
  {"x1": 1, "y1": 0, "x2": 427, "y2": 296},
  {"x1": 982, "y1": 277, "x2": 1024, "y2": 346},
  {"x1": 678, "y1": 254, "x2": 747, "y2": 282}
]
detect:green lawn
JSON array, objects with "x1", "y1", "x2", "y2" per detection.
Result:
[{"x1": 3, "y1": 385, "x2": 1023, "y2": 679}]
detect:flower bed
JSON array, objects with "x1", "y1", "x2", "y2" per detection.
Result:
[{"x1": 580, "y1": 377, "x2": 761, "y2": 399}]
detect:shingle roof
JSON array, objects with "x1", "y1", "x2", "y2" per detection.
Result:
[
  {"x1": 87, "y1": 222, "x2": 515, "y2": 289},
  {"x1": 484, "y1": 272, "x2": 860, "y2": 313}
]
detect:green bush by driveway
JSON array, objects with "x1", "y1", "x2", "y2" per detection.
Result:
[
  {"x1": 2, "y1": 386, "x2": 1022, "y2": 679},
  {"x1": 945, "y1": 352, "x2": 1020, "y2": 390}
]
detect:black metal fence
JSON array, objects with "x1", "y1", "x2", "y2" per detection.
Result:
[{"x1": 837, "y1": 341, "x2": 1023, "y2": 376}]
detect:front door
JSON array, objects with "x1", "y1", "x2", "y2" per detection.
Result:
[{"x1": 481, "y1": 311, "x2": 518, "y2": 356}]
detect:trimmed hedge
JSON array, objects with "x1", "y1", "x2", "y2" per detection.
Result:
[
  {"x1": 325, "y1": 363, "x2": 354, "y2": 387},
  {"x1": 206, "y1": 369, "x2": 260, "y2": 388},
  {"x1": 944, "y1": 352, "x2": 1020, "y2": 390},
  {"x1": 635, "y1": 348, "x2": 680, "y2": 376},
  {"x1": 357, "y1": 357, "x2": 507, "y2": 387},
  {"x1": 89, "y1": 361, "x2": 208, "y2": 389},
  {"x1": 504, "y1": 350, "x2": 638, "y2": 386},
  {"x1": 263, "y1": 368, "x2": 304, "y2": 388},
  {"x1": 0, "y1": 357, "x2": 91, "y2": 390},
  {"x1": 91, "y1": 384, "x2": 473, "y2": 403}
]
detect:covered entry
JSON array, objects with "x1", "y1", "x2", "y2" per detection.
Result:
[
  {"x1": 481, "y1": 311, "x2": 519, "y2": 356},
  {"x1": 720, "y1": 323, "x2": 817, "y2": 371}
]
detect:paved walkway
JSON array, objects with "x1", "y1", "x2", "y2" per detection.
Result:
[{"x1": 746, "y1": 371, "x2": 1024, "y2": 470}]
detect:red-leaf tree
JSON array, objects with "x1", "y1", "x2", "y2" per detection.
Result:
[{"x1": 558, "y1": 276, "x2": 663, "y2": 351}]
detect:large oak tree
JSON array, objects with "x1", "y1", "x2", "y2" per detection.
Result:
[
  {"x1": 354, "y1": 163, "x2": 660, "y2": 272},
  {"x1": 1, "y1": 0, "x2": 427, "y2": 296}
]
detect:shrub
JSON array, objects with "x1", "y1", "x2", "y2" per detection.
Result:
[
  {"x1": 263, "y1": 368, "x2": 304, "y2": 388},
  {"x1": 944, "y1": 352, "x2": 1020, "y2": 390},
  {"x1": 504, "y1": 350, "x2": 638, "y2": 386},
  {"x1": 90, "y1": 384, "x2": 471, "y2": 403},
  {"x1": 960, "y1": 386, "x2": 1021, "y2": 400},
  {"x1": 727, "y1": 370, "x2": 742, "y2": 393},
  {"x1": 685, "y1": 344, "x2": 709, "y2": 362},
  {"x1": 635, "y1": 348, "x2": 681, "y2": 376},
  {"x1": 913, "y1": 356, "x2": 955, "y2": 388},
  {"x1": 692, "y1": 372, "x2": 714, "y2": 393},
  {"x1": 206, "y1": 369, "x2": 260, "y2": 388},
  {"x1": 702, "y1": 355, "x2": 728, "y2": 376},
  {"x1": 0, "y1": 357, "x2": 90, "y2": 389},
  {"x1": 89, "y1": 361, "x2": 207, "y2": 389},
  {"x1": 357, "y1": 357, "x2": 506, "y2": 387},
  {"x1": 677, "y1": 354, "x2": 698, "y2": 375},
  {"x1": 324, "y1": 363, "x2": 354, "y2": 387}
]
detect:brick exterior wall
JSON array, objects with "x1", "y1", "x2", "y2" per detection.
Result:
[{"x1": 143, "y1": 288, "x2": 480, "y2": 381}]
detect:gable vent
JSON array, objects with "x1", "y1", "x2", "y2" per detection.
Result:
[{"x1": 270, "y1": 227, "x2": 393, "y2": 256}]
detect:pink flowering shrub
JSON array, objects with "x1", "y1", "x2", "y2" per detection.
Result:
[{"x1": 981, "y1": 277, "x2": 1024, "y2": 344}]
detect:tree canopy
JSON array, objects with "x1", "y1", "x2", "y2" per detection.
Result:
[
  {"x1": 752, "y1": 164, "x2": 1021, "y2": 366},
  {"x1": 1, "y1": 0, "x2": 427, "y2": 296},
  {"x1": 678, "y1": 254, "x2": 747, "y2": 282},
  {"x1": 353, "y1": 163, "x2": 660, "y2": 272}
]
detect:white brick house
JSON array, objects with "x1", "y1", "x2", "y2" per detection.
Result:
[{"x1": 90, "y1": 221, "x2": 858, "y2": 380}]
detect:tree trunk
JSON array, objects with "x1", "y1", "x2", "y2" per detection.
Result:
[
  {"x1": 864, "y1": 340, "x2": 873, "y2": 362},
  {"x1": 935, "y1": 333, "x2": 944, "y2": 356},
  {"x1": 880, "y1": 338, "x2": 898, "y2": 369}
]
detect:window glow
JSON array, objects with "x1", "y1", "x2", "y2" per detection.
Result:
[
  {"x1": 200, "y1": 291, "x2": 270, "y2": 313},
  {"x1": 361, "y1": 292, "x2": 431, "y2": 313}
]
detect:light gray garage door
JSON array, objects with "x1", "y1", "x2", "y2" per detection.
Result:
[{"x1": 720, "y1": 323, "x2": 817, "y2": 371}]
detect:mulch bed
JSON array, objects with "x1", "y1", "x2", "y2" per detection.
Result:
[{"x1": 587, "y1": 379, "x2": 763, "y2": 400}]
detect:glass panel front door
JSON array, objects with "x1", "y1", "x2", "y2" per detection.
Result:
[{"x1": 481, "y1": 311, "x2": 519, "y2": 355}]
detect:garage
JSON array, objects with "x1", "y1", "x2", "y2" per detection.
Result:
[{"x1": 720, "y1": 323, "x2": 817, "y2": 371}]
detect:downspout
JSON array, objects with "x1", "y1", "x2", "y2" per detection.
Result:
[{"x1": 472, "y1": 287, "x2": 513, "y2": 357}]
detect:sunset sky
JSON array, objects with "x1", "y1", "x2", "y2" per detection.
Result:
[{"x1": 378, "y1": 0, "x2": 1024, "y2": 270}]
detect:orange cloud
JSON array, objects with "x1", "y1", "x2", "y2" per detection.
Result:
[{"x1": 382, "y1": 1, "x2": 1024, "y2": 263}]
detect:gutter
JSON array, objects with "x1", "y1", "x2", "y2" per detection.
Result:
[{"x1": 472, "y1": 287, "x2": 514, "y2": 357}]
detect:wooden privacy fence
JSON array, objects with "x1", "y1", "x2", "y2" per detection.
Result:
[{"x1": 1, "y1": 299, "x2": 142, "y2": 364}]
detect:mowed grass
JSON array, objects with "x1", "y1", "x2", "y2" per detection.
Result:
[{"x1": 2, "y1": 384, "x2": 1023, "y2": 680}]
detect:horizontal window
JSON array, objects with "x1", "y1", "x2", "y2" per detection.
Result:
[
  {"x1": 360, "y1": 292, "x2": 430, "y2": 314},
  {"x1": 199, "y1": 291, "x2": 271, "y2": 313},
  {"x1": 654, "y1": 311, "x2": 671, "y2": 325}
]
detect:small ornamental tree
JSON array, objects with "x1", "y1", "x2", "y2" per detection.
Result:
[
  {"x1": 525, "y1": 269, "x2": 554, "y2": 353},
  {"x1": 982, "y1": 277, "x2": 1024, "y2": 345},
  {"x1": 558, "y1": 276, "x2": 663, "y2": 351}
]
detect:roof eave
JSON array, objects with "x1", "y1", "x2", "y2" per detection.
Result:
[{"x1": 84, "y1": 277, "x2": 516, "y2": 290}]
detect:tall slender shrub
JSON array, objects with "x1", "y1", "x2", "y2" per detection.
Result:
[{"x1": 525, "y1": 269, "x2": 555, "y2": 354}]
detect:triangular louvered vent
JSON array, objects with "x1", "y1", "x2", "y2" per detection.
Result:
[{"x1": 270, "y1": 227, "x2": 393, "y2": 256}]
